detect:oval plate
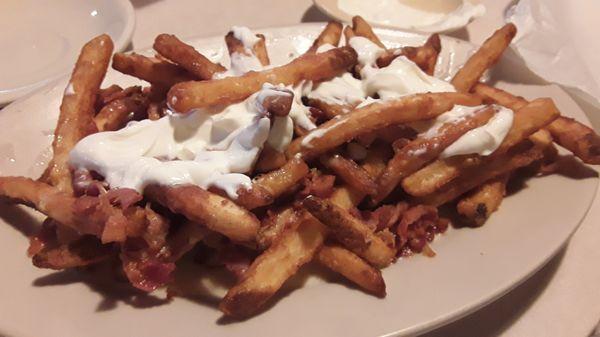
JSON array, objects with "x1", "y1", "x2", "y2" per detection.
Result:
[{"x1": 0, "y1": 23, "x2": 597, "y2": 337}]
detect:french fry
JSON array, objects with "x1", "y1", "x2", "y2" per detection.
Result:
[
  {"x1": 220, "y1": 215, "x2": 326, "y2": 318},
  {"x1": 451, "y1": 24, "x2": 517, "y2": 92},
  {"x1": 474, "y1": 83, "x2": 600, "y2": 165},
  {"x1": 306, "y1": 98, "x2": 355, "y2": 119},
  {"x1": 546, "y1": 117, "x2": 600, "y2": 164},
  {"x1": 402, "y1": 98, "x2": 560, "y2": 197},
  {"x1": 253, "y1": 34, "x2": 270, "y2": 66},
  {"x1": 144, "y1": 184, "x2": 259, "y2": 243},
  {"x1": 287, "y1": 92, "x2": 482, "y2": 160},
  {"x1": 371, "y1": 106, "x2": 496, "y2": 205},
  {"x1": 343, "y1": 25, "x2": 356, "y2": 43},
  {"x1": 376, "y1": 34, "x2": 441, "y2": 75},
  {"x1": 302, "y1": 196, "x2": 395, "y2": 268},
  {"x1": 254, "y1": 145, "x2": 288, "y2": 173},
  {"x1": 154, "y1": 34, "x2": 226, "y2": 80},
  {"x1": 236, "y1": 157, "x2": 309, "y2": 209},
  {"x1": 94, "y1": 91, "x2": 149, "y2": 131},
  {"x1": 321, "y1": 154, "x2": 377, "y2": 195},
  {"x1": 316, "y1": 244, "x2": 386, "y2": 297},
  {"x1": 112, "y1": 53, "x2": 195, "y2": 87},
  {"x1": 32, "y1": 235, "x2": 113, "y2": 269},
  {"x1": 457, "y1": 174, "x2": 509, "y2": 226},
  {"x1": 416, "y1": 130, "x2": 552, "y2": 206},
  {"x1": 42, "y1": 35, "x2": 113, "y2": 194},
  {"x1": 167, "y1": 46, "x2": 357, "y2": 112},
  {"x1": 352, "y1": 16, "x2": 386, "y2": 49},
  {"x1": 167, "y1": 221, "x2": 210, "y2": 261},
  {"x1": 472, "y1": 83, "x2": 527, "y2": 110},
  {"x1": 306, "y1": 21, "x2": 343, "y2": 53},
  {"x1": 0, "y1": 177, "x2": 149, "y2": 242}
]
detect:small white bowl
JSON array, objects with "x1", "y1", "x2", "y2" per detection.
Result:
[
  {"x1": 0, "y1": 0, "x2": 135, "y2": 106},
  {"x1": 313, "y1": 0, "x2": 484, "y2": 34}
]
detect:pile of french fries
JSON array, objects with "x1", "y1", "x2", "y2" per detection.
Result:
[{"x1": 1, "y1": 16, "x2": 599, "y2": 319}]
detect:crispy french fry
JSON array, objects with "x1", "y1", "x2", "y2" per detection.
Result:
[
  {"x1": 306, "y1": 21, "x2": 343, "y2": 53},
  {"x1": 112, "y1": 53, "x2": 195, "y2": 87},
  {"x1": 32, "y1": 235, "x2": 113, "y2": 269},
  {"x1": 254, "y1": 34, "x2": 270, "y2": 66},
  {"x1": 316, "y1": 244, "x2": 386, "y2": 297},
  {"x1": 257, "y1": 206, "x2": 299, "y2": 250},
  {"x1": 451, "y1": 24, "x2": 517, "y2": 92},
  {"x1": 94, "y1": 92, "x2": 149, "y2": 131},
  {"x1": 287, "y1": 92, "x2": 482, "y2": 160},
  {"x1": 457, "y1": 174, "x2": 509, "y2": 226},
  {"x1": 472, "y1": 83, "x2": 527, "y2": 110},
  {"x1": 168, "y1": 46, "x2": 357, "y2": 112},
  {"x1": 321, "y1": 154, "x2": 377, "y2": 195},
  {"x1": 343, "y1": 26, "x2": 356, "y2": 44},
  {"x1": 302, "y1": 196, "x2": 395, "y2": 268},
  {"x1": 306, "y1": 98, "x2": 355, "y2": 119},
  {"x1": 352, "y1": 16, "x2": 386, "y2": 49},
  {"x1": 402, "y1": 98, "x2": 560, "y2": 197},
  {"x1": 473, "y1": 83, "x2": 600, "y2": 165},
  {"x1": 371, "y1": 106, "x2": 496, "y2": 205},
  {"x1": 416, "y1": 130, "x2": 552, "y2": 206},
  {"x1": 42, "y1": 35, "x2": 113, "y2": 194},
  {"x1": 377, "y1": 34, "x2": 441, "y2": 75},
  {"x1": 254, "y1": 145, "x2": 288, "y2": 173},
  {"x1": 236, "y1": 157, "x2": 309, "y2": 209},
  {"x1": 220, "y1": 216, "x2": 326, "y2": 318},
  {"x1": 154, "y1": 34, "x2": 226, "y2": 80},
  {"x1": 144, "y1": 185, "x2": 259, "y2": 243},
  {"x1": 0, "y1": 177, "x2": 150, "y2": 242},
  {"x1": 546, "y1": 117, "x2": 600, "y2": 164}
]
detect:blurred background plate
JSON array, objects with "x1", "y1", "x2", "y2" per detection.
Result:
[{"x1": 0, "y1": 0, "x2": 135, "y2": 106}]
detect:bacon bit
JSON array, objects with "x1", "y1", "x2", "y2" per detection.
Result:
[
  {"x1": 298, "y1": 171, "x2": 335, "y2": 199},
  {"x1": 308, "y1": 107, "x2": 328, "y2": 125},
  {"x1": 72, "y1": 168, "x2": 107, "y2": 197},
  {"x1": 105, "y1": 188, "x2": 143, "y2": 209},
  {"x1": 101, "y1": 214, "x2": 129, "y2": 243},
  {"x1": 217, "y1": 245, "x2": 255, "y2": 280},
  {"x1": 395, "y1": 205, "x2": 449, "y2": 256}
]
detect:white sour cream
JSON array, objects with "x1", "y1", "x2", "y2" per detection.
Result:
[
  {"x1": 338, "y1": 0, "x2": 485, "y2": 33},
  {"x1": 308, "y1": 73, "x2": 365, "y2": 106},
  {"x1": 70, "y1": 85, "x2": 284, "y2": 199},
  {"x1": 440, "y1": 105, "x2": 514, "y2": 158},
  {"x1": 231, "y1": 26, "x2": 260, "y2": 50}
]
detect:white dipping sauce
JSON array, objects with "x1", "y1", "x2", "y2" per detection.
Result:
[{"x1": 338, "y1": 0, "x2": 485, "y2": 32}]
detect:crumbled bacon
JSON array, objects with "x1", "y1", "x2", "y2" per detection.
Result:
[
  {"x1": 396, "y1": 205, "x2": 449, "y2": 256},
  {"x1": 72, "y1": 168, "x2": 107, "y2": 197},
  {"x1": 298, "y1": 171, "x2": 335, "y2": 199}
]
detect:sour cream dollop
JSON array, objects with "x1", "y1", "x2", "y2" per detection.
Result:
[
  {"x1": 70, "y1": 84, "x2": 285, "y2": 199},
  {"x1": 338, "y1": 0, "x2": 485, "y2": 33}
]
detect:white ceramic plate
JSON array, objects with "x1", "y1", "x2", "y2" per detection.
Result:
[
  {"x1": 313, "y1": 0, "x2": 483, "y2": 33},
  {"x1": 0, "y1": 0, "x2": 135, "y2": 106},
  {"x1": 0, "y1": 23, "x2": 597, "y2": 337}
]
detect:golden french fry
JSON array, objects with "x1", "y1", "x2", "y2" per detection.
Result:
[
  {"x1": 94, "y1": 92, "x2": 149, "y2": 131},
  {"x1": 167, "y1": 46, "x2": 357, "y2": 112},
  {"x1": 316, "y1": 244, "x2": 386, "y2": 297},
  {"x1": 306, "y1": 98, "x2": 355, "y2": 119},
  {"x1": 302, "y1": 196, "x2": 395, "y2": 268},
  {"x1": 287, "y1": 92, "x2": 482, "y2": 160},
  {"x1": 451, "y1": 24, "x2": 517, "y2": 92},
  {"x1": 42, "y1": 35, "x2": 113, "y2": 194},
  {"x1": 144, "y1": 184, "x2": 259, "y2": 243},
  {"x1": 403, "y1": 98, "x2": 560, "y2": 197},
  {"x1": 343, "y1": 25, "x2": 356, "y2": 44},
  {"x1": 253, "y1": 34, "x2": 270, "y2": 66},
  {"x1": 457, "y1": 174, "x2": 509, "y2": 226},
  {"x1": 416, "y1": 130, "x2": 552, "y2": 206},
  {"x1": 236, "y1": 157, "x2": 309, "y2": 209},
  {"x1": 112, "y1": 53, "x2": 195, "y2": 87},
  {"x1": 377, "y1": 34, "x2": 441, "y2": 75},
  {"x1": 0, "y1": 177, "x2": 151, "y2": 242},
  {"x1": 371, "y1": 106, "x2": 496, "y2": 205},
  {"x1": 220, "y1": 216, "x2": 326, "y2": 318},
  {"x1": 321, "y1": 154, "x2": 377, "y2": 195},
  {"x1": 254, "y1": 145, "x2": 288, "y2": 173},
  {"x1": 352, "y1": 16, "x2": 386, "y2": 49},
  {"x1": 474, "y1": 83, "x2": 600, "y2": 164},
  {"x1": 154, "y1": 34, "x2": 226, "y2": 80},
  {"x1": 306, "y1": 21, "x2": 343, "y2": 53},
  {"x1": 32, "y1": 235, "x2": 112, "y2": 269}
]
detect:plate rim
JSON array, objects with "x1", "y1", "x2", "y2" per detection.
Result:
[{"x1": 0, "y1": 0, "x2": 135, "y2": 107}]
